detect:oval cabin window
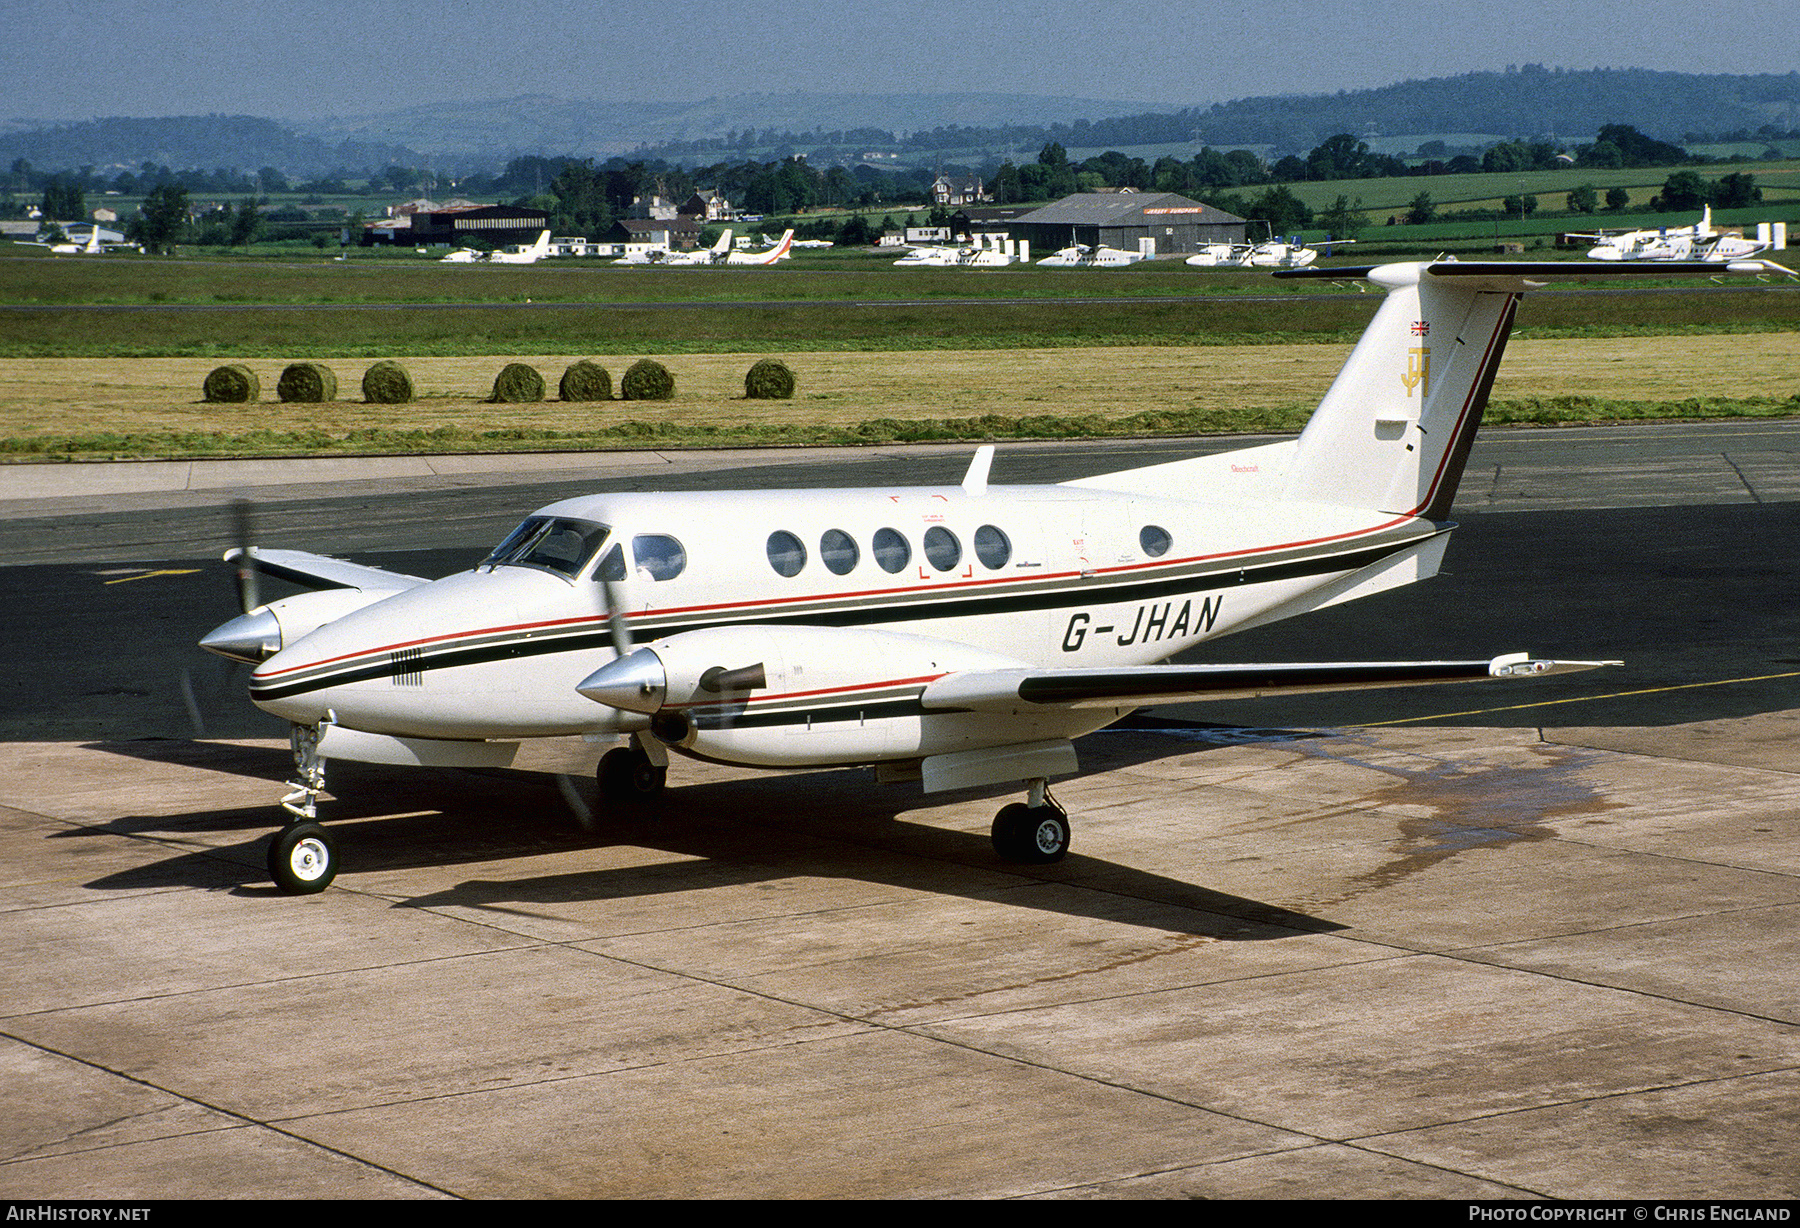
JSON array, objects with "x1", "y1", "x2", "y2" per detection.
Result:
[
  {"x1": 872, "y1": 528, "x2": 911, "y2": 574},
  {"x1": 820, "y1": 529, "x2": 859, "y2": 576},
  {"x1": 766, "y1": 530, "x2": 806, "y2": 577},
  {"x1": 923, "y1": 526, "x2": 961, "y2": 572},
  {"x1": 974, "y1": 524, "x2": 1011, "y2": 570}
]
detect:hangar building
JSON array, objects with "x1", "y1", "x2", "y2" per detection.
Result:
[{"x1": 1011, "y1": 192, "x2": 1246, "y2": 257}]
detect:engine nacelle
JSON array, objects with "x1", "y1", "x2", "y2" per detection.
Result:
[
  {"x1": 578, "y1": 625, "x2": 1033, "y2": 767},
  {"x1": 199, "y1": 588, "x2": 402, "y2": 664}
]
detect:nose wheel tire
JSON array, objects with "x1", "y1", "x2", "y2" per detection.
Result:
[
  {"x1": 992, "y1": 802, "x2": 1070, "y2": 864},
  {"x1": 598, "y1": 747, "x2": 667, "y2": 804},
  {"x1": 269, "y1": 821, "x2": 337, "y2": 894}
]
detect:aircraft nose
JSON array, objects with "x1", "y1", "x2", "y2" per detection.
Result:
[
  {"x1": 199, "y1": 608, "x2": 281, "y2": 663},
  {"x1": 577, "y1": 647, "x2": 667, "y2": 713}
]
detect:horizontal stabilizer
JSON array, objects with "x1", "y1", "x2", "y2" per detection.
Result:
[
  {"x1": 225, "y1": 547, "x2": 427, "y2": 594},
  {"x1": 1276, "y1": 259, "x2": 1796, "y2": 287},
  {"x1": 920, "y1": 654, "x2": 1618, "y2": 712}
]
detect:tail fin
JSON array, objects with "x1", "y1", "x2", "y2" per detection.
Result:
[
  {"x1": 1279, "y1": 262, "x2": 1518, "y2": 519},
  {"x1": 1275, "y1": 259, "x2": 1795, "y2": 518},
  {"x1": 712, "y1": 228, "x2": 734, "y2": 255}
]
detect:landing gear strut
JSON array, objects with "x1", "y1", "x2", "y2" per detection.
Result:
[
  {"x1": 991, "y1": 778, "x2": 1070, "y2": 864},
  {"x1": 269, "y1": 723, "x2": 338, "y2": 893}
]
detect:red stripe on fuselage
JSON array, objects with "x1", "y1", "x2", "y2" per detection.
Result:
[{"x1": 254, "y1": 511, "x2": 1428, "y2": 681}]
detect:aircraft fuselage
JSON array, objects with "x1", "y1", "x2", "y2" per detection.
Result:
[{"x1": 247, "y1": 482, "x2": 1443, "y2": 766}]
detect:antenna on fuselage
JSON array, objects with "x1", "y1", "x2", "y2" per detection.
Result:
[{"x1": 961, "y1": 445, "x2": 995, "y2": 496}]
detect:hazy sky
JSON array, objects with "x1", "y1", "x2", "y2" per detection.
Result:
[{"x1": 6, "y1": 0, "x2": 1796, "y2": 122}]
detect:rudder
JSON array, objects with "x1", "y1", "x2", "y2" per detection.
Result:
[{"x1": 1280, "y1": 263, "x2": 1520, "y2": 519}]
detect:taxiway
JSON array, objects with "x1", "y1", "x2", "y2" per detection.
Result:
[{"x1": 0, "y1": 427, "x2": 1795, "y2": 1198}]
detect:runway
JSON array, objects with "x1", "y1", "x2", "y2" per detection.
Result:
[{"x1": 1, "y1": 425, "x2": 1796, "y2": 1198}]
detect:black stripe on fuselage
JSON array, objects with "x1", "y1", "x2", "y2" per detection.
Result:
[{"x1": 251, "y1": 531, "x2": 1441, "y2": 701}]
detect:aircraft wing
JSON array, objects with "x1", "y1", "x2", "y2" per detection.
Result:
[
  {"x1": 919, "y1": 654, "x2": 1616, "y2": 712},
  {"x1": 226, "y1": 547, "x2": 428, "y2": 594}
]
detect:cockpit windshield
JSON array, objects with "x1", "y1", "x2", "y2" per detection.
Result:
[{"x1": 482, "y1": 516, "x2": 611, "y2": 579}]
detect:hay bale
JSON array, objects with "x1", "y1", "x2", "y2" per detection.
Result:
[
  {"x1": 362, "y1": 360, "x2": 415, "y2": 404},
  {"x1": 559, "y1": 360, "x2": 612, "y2": 401},
  {"x1": 490, "y1": 362, "x2": 546, "y2": 403},
  {"x1": 744, "y1": 358, "x2": 796, "y2": 400},
  {"x1": 277, "y1": 362, "x2": 338, "y2": 403},
  {"x1": 202, "y1": 364, "x2": 260, "y2": 403},
  {"x1": 620, "y1": 358, "x2": 674, "y2": 401}
]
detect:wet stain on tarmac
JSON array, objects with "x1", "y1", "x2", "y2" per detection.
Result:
[{"x1": 1276, "y1": 733, "x2": 1627, "y2": 910}]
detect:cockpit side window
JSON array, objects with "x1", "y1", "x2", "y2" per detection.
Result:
[
  {"x1": 484, "y1": 516, "x2": 611, "y2": 580},
  {"x1": 633, "y1": 534, "x2": 687, "y2": 581}
]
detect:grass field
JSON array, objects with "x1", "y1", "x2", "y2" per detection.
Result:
[
  {"x1": 3, "y1": 261, "x2": 1796, "y2": 360},
  {"x1": 1222, "y1": 158, "x2": 1800, "y2": 215},
  {"x1": 4, "y1": 333, "x2": 1795, "y2": 461},
  {"x1": 2, "y1": 250, "x2": 1794, "y2": 460}
]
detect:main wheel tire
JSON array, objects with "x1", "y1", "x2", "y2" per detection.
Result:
[
  {"x1": 268, "y1": 821, "x2": 336, "y2": 894},
  {"x1": 598, "y1": 747, "x2": 667, "y2": 804},
  {"x1": 992, "y1": 803, "x2": 1070, "y2": 864}
]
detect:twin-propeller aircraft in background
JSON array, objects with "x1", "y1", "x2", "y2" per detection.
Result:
[{"x1": 201, "y1": 257, "x2": 1788, "y2": 893}]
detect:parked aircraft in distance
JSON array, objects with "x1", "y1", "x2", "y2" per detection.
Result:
[
  {"x1": 1575, "y1": 206, "x2": 1783, "y2": 262},
  {"x1": 198, "y1": 257, "x2": 1789, "y2": 895},
  {"x1": 14, "y1": 225, "x2": 137, "y2": 254},
  {"x1": 1186, "y1": 236, "x2": 1353, "y2": 269},
  {"x1": 726, "y1": 229, "x2": 795, "y2": 264},
  {"x1": 613, "y1": 229, "x2": 735, "y2": 266},
  {"x1": 1037, "y1": 242, "x2": 1149, "y2": 268},
  {"x1": 486, "y1": 229, "x2": 554, "y2": 265},
  {"x1": 893, "y1": 235, "x2": 1020, "y2": 267},
  {"x1": 438, "y1": 247, "x2": 483, "y2": 263},
  {"x1": 892, "y1": 243, "x2": 961, "y2": 266}
]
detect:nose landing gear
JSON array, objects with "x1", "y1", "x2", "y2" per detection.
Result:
[
  {"x1": 269, "y1": 723, "x2": 339, "y2": 893},
  {"x1": 269, "y1": 820, "x2": 336, "y2": 893}
]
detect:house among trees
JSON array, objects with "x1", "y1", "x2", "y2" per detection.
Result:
[
  {"x1": 625, "y1": 194, "x2": 681, "y2": 221},
  {"x1": 602, "y1": 215, "x2": 703, "y2": 254},
  {"x1": 680, "y1": 188, "x2": 734, "y2": 223},
  {"x1": 1011, "y1": 192, "x2": 1247, "y2": 257},
  {"x1": 932, "y1": 174, "x2": 990, "y2": 207}
]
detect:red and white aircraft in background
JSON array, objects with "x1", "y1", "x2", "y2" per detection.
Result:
[
  {"x1": 727, "y1": 229, "x2": 795, "y2": 264},
  {"x1": 201, "y1": 258, "x2": 1788, "y2": 893}
]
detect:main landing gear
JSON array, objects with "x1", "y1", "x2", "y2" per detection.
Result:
[
  {"x1": 990, "y1": 778, "x2": 1070, "y2": 864},
  {"x1": 596, "y1": 734, "x2": 668, "y2": 806}
]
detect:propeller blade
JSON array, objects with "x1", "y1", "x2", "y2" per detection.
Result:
[
  {"x1": 600, "y1": 578, "x2": 632, "y2": 658},
  {"x1": 231, "y1": 498, "x2": 260, "y2": 613}
]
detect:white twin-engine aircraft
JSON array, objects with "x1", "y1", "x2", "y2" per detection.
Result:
[{"x1": 200, "y1": 258, "x2": 1782, "y2": 894}]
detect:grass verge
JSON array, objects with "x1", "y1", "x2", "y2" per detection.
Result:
[{"x1": 6, "y1": 396, "x2": 1795, "y2": 462}]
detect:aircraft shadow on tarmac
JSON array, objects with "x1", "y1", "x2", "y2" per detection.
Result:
[{"x1": 74, "y1": 727, "x2": 1346, "y2": 941}]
